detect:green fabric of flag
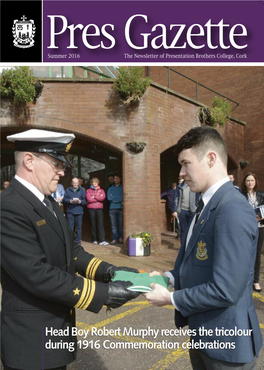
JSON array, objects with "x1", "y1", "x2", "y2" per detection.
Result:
[{"x1": 112, "y1": 271, "x2": 170, "y2": 292}]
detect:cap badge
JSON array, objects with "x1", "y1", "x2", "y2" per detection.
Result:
[{"x1": 66, "y1": 141, "x2": 73, "y2": 153}]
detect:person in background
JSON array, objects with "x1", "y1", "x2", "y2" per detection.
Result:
[
  {"x1": 1, "y1": 129, "x2": 139, "y2": 370},
  {"x1": 241, "y1": 172, "x2": 264, "y2": 292},
  {"x1": 78, "y1": 177, "x2": 85, "y2": 189},
  {"x1": 161, "y1": 182, "x2": 177, "y2": 231},
  {"x1": 52, "y1": 182, "x2": 65, "y2": 213},
  {"x1": 172, "y1": 180, "x2": 199, "y2": 242},
  {"x1": 105, "y1": 174, "x2": 115, "y2": 210},
  {"x1": 107, "y1": 174, "x2": 123, "y2": 245},
  {"x1": 107, "y1": 174, "x2": 115, "y2": 190},
  {"x1": 0, "y1": 180, "x2": 10, "y2": 193},
  {"x1": 228, "y1": 173, "x2": 241, "y2": 191},
  {"x1": 63, "y1": 178, "x2": 86, "y2": 245},
  {"x1": 145, "y1": 126, "x2": 262, "y2": 369},
  {"x1": 178, "y1": 176, "x2": 184, "y2": 185},
  {"x1": 86, "y1": 177, "x2": 108, "y2": 246},
  {"x1": 175, "y1": 176, "x2": 185, "y2": 238}
]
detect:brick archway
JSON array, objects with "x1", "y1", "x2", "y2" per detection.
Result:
[
  {"x1": 158, "y1": 134, "x2": 182, "y2": 155},
  {"x1": 1, "y1": 122, "x2": 124, "y2": 164}
]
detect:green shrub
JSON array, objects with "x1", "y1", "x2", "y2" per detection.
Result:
[
  {"x1": 113, "y1": 67, "x2": 151, "y2": 106},
  {"x1": 198, "y1": 97, "x2": 232, "y2": 127},
  {"x1": 0, "y1": 66, "x2": 43, "y2": 105},
  {"x1": 211, "y1": 97, "x2": 232, "y2": 126}
]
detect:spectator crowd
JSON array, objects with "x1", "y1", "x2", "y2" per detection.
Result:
[{"x1": 12, "y1": 173, "x2": 125, "y2": 247}]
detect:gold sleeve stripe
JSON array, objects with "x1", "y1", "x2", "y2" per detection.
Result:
[
  {"x1": 74, "y1": 279, "x2": 96, "y2": 310},
  {"x1": 80, "y1": 280, "x2": 96, "y2": 310},
  {"x1": 79, "y1": 280, "x2": 91, "y2": 309},
  {"x1": 86, "y1": 258, "x2": 102, "y2": 280},
  {"x1": 74, "y1": 278, "x2": 87, "y2": 309}
]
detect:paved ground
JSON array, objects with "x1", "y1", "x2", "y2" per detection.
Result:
[
  {"x1": 1, "y1": 232, "x2": 264, "y2": 369},
  {"x1": 67, "y1": 232, "x2": 264, "y2": 370}
]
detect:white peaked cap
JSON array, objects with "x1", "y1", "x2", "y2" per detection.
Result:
[
  {"x1": 7, "y1": 129, "x2": 75, "y2": 164},
  {"x1": 7, "y1": 129, "x2": 75, "y2": 143}
]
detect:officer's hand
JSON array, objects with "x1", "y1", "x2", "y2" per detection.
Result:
[
  {"x1": 105, "y1": 281, "x2": 140, "y2": 309},
  {"x1": 104, "y1": 265, "x2": 139, "y2": 282}
]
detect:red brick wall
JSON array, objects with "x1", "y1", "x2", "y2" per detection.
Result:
[
  {"x1": 0, "y1": 78, "x2": 245, "y2": 245},
  {"x1": 148, "y1": 66, "x2": 264, "y2": 189}
]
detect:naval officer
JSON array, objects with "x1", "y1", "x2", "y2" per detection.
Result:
[{"x1": 1, "y1": 129, "x2": 139, "y2": 370}]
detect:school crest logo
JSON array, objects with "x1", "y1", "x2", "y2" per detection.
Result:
[
  {"x1": 196, "y1": 240, "x2": 208, "y2": 261},
  {"x1": 12, "y1": 15, "x2": 36, "y2": 48}
]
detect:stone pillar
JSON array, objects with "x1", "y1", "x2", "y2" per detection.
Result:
[{"x1": 122, "y1": 144, "x2": 161, "y2": 247}]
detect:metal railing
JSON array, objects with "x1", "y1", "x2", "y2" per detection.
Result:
[
  {"x1": 80, "y1": 66, "x2": 119, "y2": 79},
  {"x1": 148, "y1": 66, "x2": 240, "y2": 108}
]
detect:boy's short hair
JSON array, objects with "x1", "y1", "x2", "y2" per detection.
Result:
[{"x1": 175, "y1": 126, "x2": 228, "y2": 166}]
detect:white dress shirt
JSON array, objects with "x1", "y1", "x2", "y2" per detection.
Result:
[
  {"x1": 15, "y1": 175, "x2": 45, "y2": 203},
  {"x1": 15, "y1": 175, "x2": 58, "y2": 218}
]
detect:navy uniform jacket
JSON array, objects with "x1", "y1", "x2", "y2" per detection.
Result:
[
  {"x1": 1, "y1": 178, "x2": 112, "y2": 370},
  {"x1": 171, "y1": 181, "x2": 263, "y2": 363}
]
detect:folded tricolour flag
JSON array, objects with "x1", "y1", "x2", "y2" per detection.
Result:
[{"x1": 112, "y1": 271, "x2": 170, "y2": 292}]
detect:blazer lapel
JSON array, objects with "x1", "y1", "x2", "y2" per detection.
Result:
[{"x1": 183, "y1": 208, "x2": 210, "y2": 263}]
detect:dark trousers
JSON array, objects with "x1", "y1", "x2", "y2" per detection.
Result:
[
  {"x1": 166, "y1": 208, "x2": 173, "y2": 231},
  {"x1": 67, "y1": 213, "x2": 83, "y2": 244},
  {"x1": 109, "y1": 209, "x2": 123, "y2": 241},
  {"x1": 87, "y1": 208, "x2": 105, "y2": 243},
  {"x1": 179, "y1": 209, "x2": 193, "y2": 242},
  {"x1": 190, "y1": 349, "x2": 257, "y2": 370},
  {"x1": 254, "y1": 227, "x2": 264, "y2": 283}
]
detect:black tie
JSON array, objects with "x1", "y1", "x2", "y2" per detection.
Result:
[
  {"x1": 193, "y1": 198, "x2": 204, "y2": 228},
  {"x1": 43, "y1": 196, "x2": 54, "y2": 215}
]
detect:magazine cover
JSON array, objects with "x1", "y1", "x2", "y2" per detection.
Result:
[{"x1": 1, "y1": 1, "x2": 264, "y2": 369}]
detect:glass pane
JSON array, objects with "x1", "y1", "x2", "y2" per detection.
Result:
[
  {"x1": 51, "y1": 67, "x2": 65, "y2": 78},
  {"x1": 31, "y1": 66, "x2": 50, "y2": 78}
]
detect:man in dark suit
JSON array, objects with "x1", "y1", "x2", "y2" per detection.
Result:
[
  {"x1": 1, "y1": 129, "x2": 139, "y2": 370},
  {"x1": 145, "y1": 126, "x2": 262, "y2": 369}
]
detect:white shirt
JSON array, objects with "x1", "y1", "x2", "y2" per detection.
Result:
[
  {"x1": 168, "y1": 176, "x2": 230, "y2": 310},
  {"x1": 15, "y1": 175, "x2": 58, "y2": 218},
  {"x1": 15, "y1": 175, "x2": 45, "y2": 203}
]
